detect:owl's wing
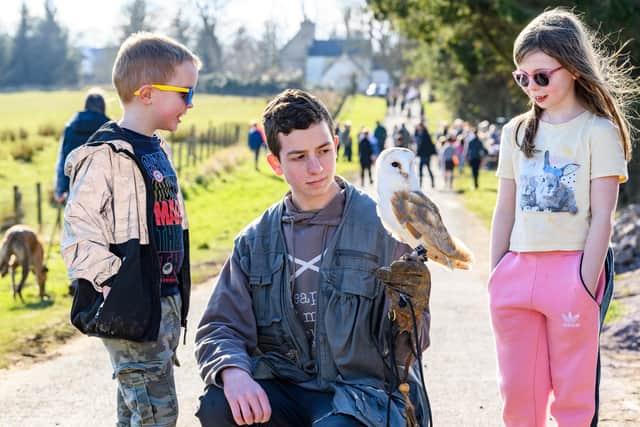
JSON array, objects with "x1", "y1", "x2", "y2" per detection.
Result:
[{"x1": 391, "y1": 190, "x2": 458, "y2": 255}]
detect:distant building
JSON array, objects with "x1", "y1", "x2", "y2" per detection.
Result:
[
  {"x1": 280, "y1": 19, "x2": 389, "y2": 93},
  {"x1": 305, "y1": 39, "x2": 372, "y2": 92},
  {"x1": 80, "y1": 47, "x2": 118, "y2": 84},
  {"x1": 279, "y1": 18, "x2": 316, "y2": 76}
]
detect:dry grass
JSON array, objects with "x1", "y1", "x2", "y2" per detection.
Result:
[{"x1": 199, "y1": 145, "x2": 250, "y2": 179}]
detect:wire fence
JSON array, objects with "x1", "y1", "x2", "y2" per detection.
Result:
[{"x1": 0, "y1": 121, "x2": 243, "y2": 234}]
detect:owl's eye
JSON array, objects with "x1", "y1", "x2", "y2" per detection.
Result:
[{"x1": 391, "y1": 161, "x2": 400, "y2": 168}]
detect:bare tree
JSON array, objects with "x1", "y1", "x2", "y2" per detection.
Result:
[
  {"x1": 224, "y1": 26, "x2": 260, "y2": 79},
  {"x1": 194, "y1": 0, "x2": 228, "y2": 73},
  {"x1": 257, "y1": 20, "x2": 280, "y2": 74},
  {"x1": 169, "y1": 9, "x2": 191, "y2": 47},
  {"x1": 5, "y1": 2, "x2": 32, "y2": 86},
  {"x1": 120, "y1": 0, "x2": 151, "y2": 42}
]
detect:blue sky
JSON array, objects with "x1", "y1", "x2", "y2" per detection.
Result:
[{"x1": 2, "y1": 0, "x2": 366, "y2": 47}]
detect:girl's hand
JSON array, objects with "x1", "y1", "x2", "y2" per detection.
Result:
[{"x1": 580, "y1": 259, "x2": 602, "y2": 298}]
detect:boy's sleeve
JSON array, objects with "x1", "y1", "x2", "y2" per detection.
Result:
[
  {"x1": 590, "y1": 119, "x2": 628, "y2": 183},
  {"x1": 195, "y1": 246, "x2": 257, "y2": 387},
  {"x1": 61, "y1": 150, "x2": 121, "y2": 291}
]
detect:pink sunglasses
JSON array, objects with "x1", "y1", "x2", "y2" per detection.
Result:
[{"x1": 512, "y1": 66, "x2": 564, "y2": 87}]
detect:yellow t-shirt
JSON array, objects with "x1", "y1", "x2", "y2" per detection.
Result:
[{"x1": 497, "y1": 110, "x2": 628, "y2": 252}]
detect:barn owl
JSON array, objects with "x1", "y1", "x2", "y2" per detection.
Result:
[{"x1": 375, "y1": 147, "x2": 474, "y2": 270}]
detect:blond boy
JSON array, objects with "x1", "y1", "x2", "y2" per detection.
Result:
[{"x1": 61, "y1": 33, "x2": 200, "y2": 426}]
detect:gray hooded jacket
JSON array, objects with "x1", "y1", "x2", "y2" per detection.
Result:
[{"x1": 195, "y1": 179, "x2": 428, "y2": 426}]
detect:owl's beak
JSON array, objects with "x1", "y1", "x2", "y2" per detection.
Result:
[{"x1": 400, "y1": 171, "x2": 409, "y2": 179}]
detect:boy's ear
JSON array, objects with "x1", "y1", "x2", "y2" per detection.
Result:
[
  {"x1": 136, "y1": 85, "x2": 153, "y2": 105},
  {"x1": 267, "y1": 153, "x2": 283, "y2": 176},
  {"x1": 334, "y1": 135, "x2": 339, "y2": 150}
]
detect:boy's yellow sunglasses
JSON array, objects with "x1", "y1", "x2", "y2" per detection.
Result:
[{"x1": 134, "y1": 84, "x2": 194, "y2": 105}]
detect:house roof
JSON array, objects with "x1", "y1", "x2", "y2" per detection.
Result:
[
  {"x1": 308, "y1": 40, "x2": 342, "y2": 57},
  {"x1": 308, "y1": 39, "x2": 370, "y2": 57}
]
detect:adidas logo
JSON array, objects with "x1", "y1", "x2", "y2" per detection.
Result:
[{"x1": 561, "y1": 312, "x2": 581, "y2": 328}]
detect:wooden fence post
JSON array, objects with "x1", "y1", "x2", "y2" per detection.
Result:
[
  {"x1": 199, "y1": 132, "x2": 204, "y2": 163},
  {"x1": 36, "y1": 182, "x2": 42, "y2": 231},
  {"x1": 208, "y1": 121, "x2": 213, "y2": 156},
  {"x1": 190, "y1": 125, "x2": 196, "y2": 166},
  {"x1": 13, "y1": 185, "x2": 23, "y2": 225}
]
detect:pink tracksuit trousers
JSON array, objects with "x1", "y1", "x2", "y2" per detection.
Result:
[{"x1": 489, "y1": 251, "x2": 606, "y2": 427}]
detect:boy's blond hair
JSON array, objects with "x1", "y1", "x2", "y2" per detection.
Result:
[{"x1": 113, "y1": 32, "x2": 202, "y2": 104}]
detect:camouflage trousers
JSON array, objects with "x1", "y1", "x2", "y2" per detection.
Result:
[{"x1": 102, "y1": 294, "x2": 182, "y2": 427}]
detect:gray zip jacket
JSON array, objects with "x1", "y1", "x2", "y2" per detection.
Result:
[{"x1": 195, "y1": 179, "x2": 429, "y2": 426}]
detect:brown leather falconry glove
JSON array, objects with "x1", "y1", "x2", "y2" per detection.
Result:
[
  {"x1": 375, "y1": 253, "x2": 431, "y2": 336},
  {"x1": 375, "y1": 253, "x2": 432, "y2": 427}
]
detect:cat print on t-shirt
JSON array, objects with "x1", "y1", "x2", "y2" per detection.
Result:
[{"x1": 519, "y1": 150, "x2": 580, "y2": 214}]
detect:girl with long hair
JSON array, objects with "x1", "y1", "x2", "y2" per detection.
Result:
[{"x1": 489, "y1": 8, "x2": 638, "y2": 426}]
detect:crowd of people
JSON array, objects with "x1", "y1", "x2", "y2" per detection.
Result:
[
  {"x1": 432, "y1": 118, "x2": 502, "y2": 190},
  {"x1": 332, "y1": 113, "x2": 503, "y2": 191}
]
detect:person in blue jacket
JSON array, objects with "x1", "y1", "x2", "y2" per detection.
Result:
[
  {"x1": 248, "y1": 120, "x2": 266, "y2": 170},
  {"x1": 54, "y1": 89, "x2": 110, "y2": 203}
]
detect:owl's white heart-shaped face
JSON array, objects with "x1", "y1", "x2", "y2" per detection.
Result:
[{"x1": 375, "y1": 147, "x2": 420, "y2": 197}]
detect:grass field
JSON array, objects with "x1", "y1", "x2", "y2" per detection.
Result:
[
  {"x1": 335, "y1": 95, "x2": 387, "y2": 134},
  {"x1": 0, "y1": 91, "x2": 387, "y2": 368},
  {"x1": 454, "y1": 168, "x2": 499, "y2": 228},
  {"x1": 423, "y1": 100, "x2": 454, "y2": 135},
  {"x1": 0, "y1": 89, "x2": 269, "y2": 133}
]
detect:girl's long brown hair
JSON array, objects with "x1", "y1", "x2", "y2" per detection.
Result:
[{"x1": 513, "y1": 8, "x2": 638, "y2": 160}]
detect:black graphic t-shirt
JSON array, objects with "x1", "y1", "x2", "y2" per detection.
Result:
[{"x1": 123, "y1": 128, "x2": 183, "y2": 297}]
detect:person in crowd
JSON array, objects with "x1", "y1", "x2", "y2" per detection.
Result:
[
  {"x1": 248, "y1": 121, "x2": 266, "y2": 170},
  {"x1": 340, "y1": 121, "x2": 353, "y2": 162},
  {"x1": 334, "y1": 122, "x2": 341, "y2": 158},
  {"x1": 54, "y1": 89, "x2": 110, "y2": 203},
  {"x1": 439, "y1": 136, "x2": 457, "y2": 191},
  {"x1": 358, "y1": 128, "x2": 375, "y2": 186},
  {"x1": 398, "y1": 123, "x2": 411, "y2": 149},
  {"x1": 373, "y1": 120, "x2": 387, "y2": 151},
  {"x1": 455, "y1": 134, "x2": 466, "y2": 175},
  {"x1": 415, "y1": 121, "x2": 436, "y2": 188},
  {"x1": 463, "y1": 127, "x2": 488, "y2": 189}
]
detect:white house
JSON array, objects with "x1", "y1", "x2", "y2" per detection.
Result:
[{"x1": 305, "y1": 39, "x2": 372, "y2": 92}]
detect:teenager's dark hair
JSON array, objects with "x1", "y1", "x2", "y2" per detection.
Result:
[
  {"x1": 262, "y1": 89, "x2": 334, "y2": 158},
  {"x1": 514, "y1": 8, "x2": 638, "y2": 159}
]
